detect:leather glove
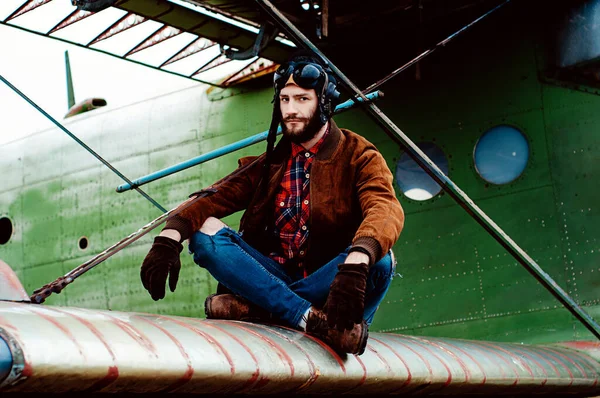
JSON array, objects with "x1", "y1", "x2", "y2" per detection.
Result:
[
  {"x1": 140, "y1": 236, "x2": 183, "y2": 301},
  {"x1": 324, "y1": 262, "x2": 369, "y2": 331}
]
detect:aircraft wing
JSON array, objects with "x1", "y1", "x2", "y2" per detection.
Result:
[
  {"x1": 0, "y1": 0, "x2": 296, "y2": 87},
  {"x1": 0, "y1": 0, "x2": 509, "y2": 88}
]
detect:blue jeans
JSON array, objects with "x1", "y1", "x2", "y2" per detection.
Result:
[{"x1": 189, "y1": 227, "x2": 396, "y2": 327}]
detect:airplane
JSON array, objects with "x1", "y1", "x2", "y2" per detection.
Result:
[{"x1": 1, "y1": 0, "x2": 600, "y2": 394}]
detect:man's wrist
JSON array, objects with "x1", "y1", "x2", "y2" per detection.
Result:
[
  {"x1": 349, "y1": 238, "x2": 381, "y2": 266},
  {"x1": 159, "y1": 229, "x2": 182, "y2": 242},
  {"x1": 345, "y1": 251, "x2": 370, "y2": 265}
]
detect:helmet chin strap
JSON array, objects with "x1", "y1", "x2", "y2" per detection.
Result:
[
  {"x1": 262, "y1": 70, "x2": 333, "y2": 196},
  {"x1": 318, "y1": 101, "x2": 329, "y2": 125},
  {"x1": 262, "y1": 96, "x2": 282, "y2": 196}
]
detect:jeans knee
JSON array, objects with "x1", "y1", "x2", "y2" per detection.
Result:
[
  {"x1": 190, "y1": 227, "x2": 239, "y2": 270},
  {"x1": 372, "y1": 252, "x2": 393, "y2": 275},
  {"x1": 189, "y1": 231, "x2": 215, "y2": 266},
  {"x1": 190, "y1": 231, "x2": 209, "y2": 251},
  {"x1": 369, "y1": 252, "x2": 394, "y2": 288}
]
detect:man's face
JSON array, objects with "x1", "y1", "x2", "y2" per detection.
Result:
[{"x1": 279, "y1": 84, "x2": 322, "y2": 143}]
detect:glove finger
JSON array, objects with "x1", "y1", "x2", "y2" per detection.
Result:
[
  {"x1": 142, "y1": 266, "x2": 155, "y2": 293},
  {"x1": 141, "y1": 271, "x2": 149, "y2": 291},
  {"x1": 336, "y1": 316, "x2": 347, "y2": 332},
  {"x1": 322, "y1": 298, "x2": 333, "y2": 323},
  {"x1": 325, "y1": 303, "x2": 337, "y2": 329},
  {"x1": 169, "y1": 261, "x2": 180, "y2": 293},
  {"x1": 343, "y1": 316, "x2": 355, "y2": 331},
  {"x1": 150, "y1": 268, "x2": 167, "y2": 301},
  {"x1": 332, "y1": 307, "x2": 345, "y2": 331},
  {"x1": 336, "y1": 304, "x2": 352, "y2": 331},
  {"x1": 351, "y1": 307, "x2": 364, "y2": 324},
  {"x1": 141, "y1": 266, "x2": 152, "y2": 291}
]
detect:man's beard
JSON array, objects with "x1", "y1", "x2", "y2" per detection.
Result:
[{"x1": 281, "y1": 110, "x2": 324, "y2": 144}]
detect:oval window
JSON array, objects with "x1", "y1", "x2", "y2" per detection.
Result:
[
  {"x1": 78, "y1": 236, "x2": 89, "y2": 251},
  {"x1": 474, "y1": 125, "x2": 529, "y2": 185},
  {"x1": 396, "y1": 143, "x2": 449, "y2": 201},
  {"x1": 0, "y1": 217, "x2": 13, "y2": 245}
]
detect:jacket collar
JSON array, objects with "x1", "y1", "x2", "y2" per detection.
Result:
[{"x1": 315, "y1": 119, "x2": 341, "y2": 160}]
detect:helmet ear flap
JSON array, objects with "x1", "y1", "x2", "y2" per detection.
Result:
[
  {"x1": 321, "y1": 80, "x2": 340, "y2": 123},
  {"x1": 327, "y1": 81, "x2": 341, "y2": 106}
]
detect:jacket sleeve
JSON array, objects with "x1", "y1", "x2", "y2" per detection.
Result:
[
  {"x1": 351, "y1": 148, "x2": 405, "y2": 265},
  {"x1": 164, "y1": 155, "x2": 264, "y2": 240}
]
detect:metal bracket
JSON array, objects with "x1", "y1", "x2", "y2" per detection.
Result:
[
  {"x1": 222, "y1": 22, "x2": 279, "y2": 61},
  {"x1": 71, "y1": 0, "x2": 118, "y2": 12}
]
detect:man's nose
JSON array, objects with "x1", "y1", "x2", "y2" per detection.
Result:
[{"x1": 283, "y1": 103, "x2": 299, "y2": 118}]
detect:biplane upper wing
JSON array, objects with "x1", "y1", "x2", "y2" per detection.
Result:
[
  {"x1": 0, "y1": 0, "x2": 515, "y2": 88},
  {"x1": 0, "y1": 0, "x2": 296, "y2": 87}
]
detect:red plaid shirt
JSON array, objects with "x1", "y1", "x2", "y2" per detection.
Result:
[{"x1": 269, "y1": 126, "x2": 329, "y2": 272}]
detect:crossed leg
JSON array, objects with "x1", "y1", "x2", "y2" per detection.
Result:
[{"x1": 190, "y1": 217, "x2": 395, "y2": 327}]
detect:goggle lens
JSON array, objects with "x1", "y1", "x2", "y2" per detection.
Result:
[
  {"x1": 274, "y1": 64, "x2": 292, "y2": 86},
  {"x1": 274, "y1": 62, "x2": 324, "y2": 90},
  {"x1": 293, "y1": 64, "x2": 321, "y2": 88}
]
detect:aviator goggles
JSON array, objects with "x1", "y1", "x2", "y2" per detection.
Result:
[{"x1": 273, "y1": 61, "x2": 328, "y2": 94}]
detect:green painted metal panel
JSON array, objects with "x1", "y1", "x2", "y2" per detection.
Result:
[
  {"x1": 544, "y1": 76, "x2": 600, "y2": 316},
  {"x1": 403, "y1": 308, "x2": 579, "y2": 345}
]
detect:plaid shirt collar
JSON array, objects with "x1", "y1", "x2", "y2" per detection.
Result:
[{"x1": 290, "y1": 123, "x2": 330, "y2": 158}]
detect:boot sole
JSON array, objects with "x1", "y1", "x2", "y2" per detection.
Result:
[
  {"x1": 356, "y1": 322, "x2": 369, "y2": 355},
  {"x1": 204, "y1": 293, "x2": 217, "y2": 319}
]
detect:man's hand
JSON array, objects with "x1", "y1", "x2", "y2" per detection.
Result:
[
  {"x1": 324, "y1": 262, "x2": 369, "y2": 331},
  {"x1": 140, "y1": 236, "x2": 183, "y2": 301}
]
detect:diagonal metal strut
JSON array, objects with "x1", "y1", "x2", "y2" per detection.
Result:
[{"x1": 254, "y1": 0, "x2": 600, "y2": 339}]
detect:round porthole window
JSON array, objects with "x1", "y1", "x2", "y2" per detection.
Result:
[
  {"x1": 0, "y1": 217, "x2": 13, "y2": 245},
  {"x1": 474, "y1": 125, "x2": 529, "y2": 185},
  {"x1": 395, "y1": 142, "x2": 449, "y2": 201},
  {"x1": 78, "y1": 236, "x2": 88, "y2": 250}
]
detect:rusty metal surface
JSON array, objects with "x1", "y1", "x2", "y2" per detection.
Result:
[
  {"x1": 0, "y1": 261, "x2": 29, "y2": 303},
  {"x1": 0, "y1": 301, "x2": 599, "y2": 395}
]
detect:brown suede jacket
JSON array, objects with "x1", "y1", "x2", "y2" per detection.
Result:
[{"x1": 166, "y1": 120, "x2": 404, "y2": 275}]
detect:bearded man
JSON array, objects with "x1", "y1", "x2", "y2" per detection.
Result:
[{"x1": 140, "y1": 55, "x2": 405, "y2": 355}]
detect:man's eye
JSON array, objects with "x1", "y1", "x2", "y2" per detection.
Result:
[
  {"x1": 280, "y1": 97, "x2": 289, "y2": 102},
  {"x1": 301, "y1": 97, "x2": 309, "y2": 101}
]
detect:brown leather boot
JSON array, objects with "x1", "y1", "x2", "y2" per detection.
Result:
[
  {"x1": 204, "y1": 293, "x2": 273, "y2": 322},
  {"x1": 305, "y1": 308, "x2": 369, "y2": 355}
]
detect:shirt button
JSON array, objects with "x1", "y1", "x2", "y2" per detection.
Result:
[
  {"x1": 301, "y1": 225, "x2": 307, "y2": 231},
  {"x1": 303, "y1": 200, "x2": 309, "y2": 205},
  {"x1": 280, "y1": 201, "x2": 285, "y2": 207},
  {"x1": 306, "y1": 173, "x2": 310, "y2": 178},
  {"x1": 300, "y1": 250, "x2": 305, "y2": 255},
  {"x1": 305, "y1": 152, "x2": 310, "y2": 158}
]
